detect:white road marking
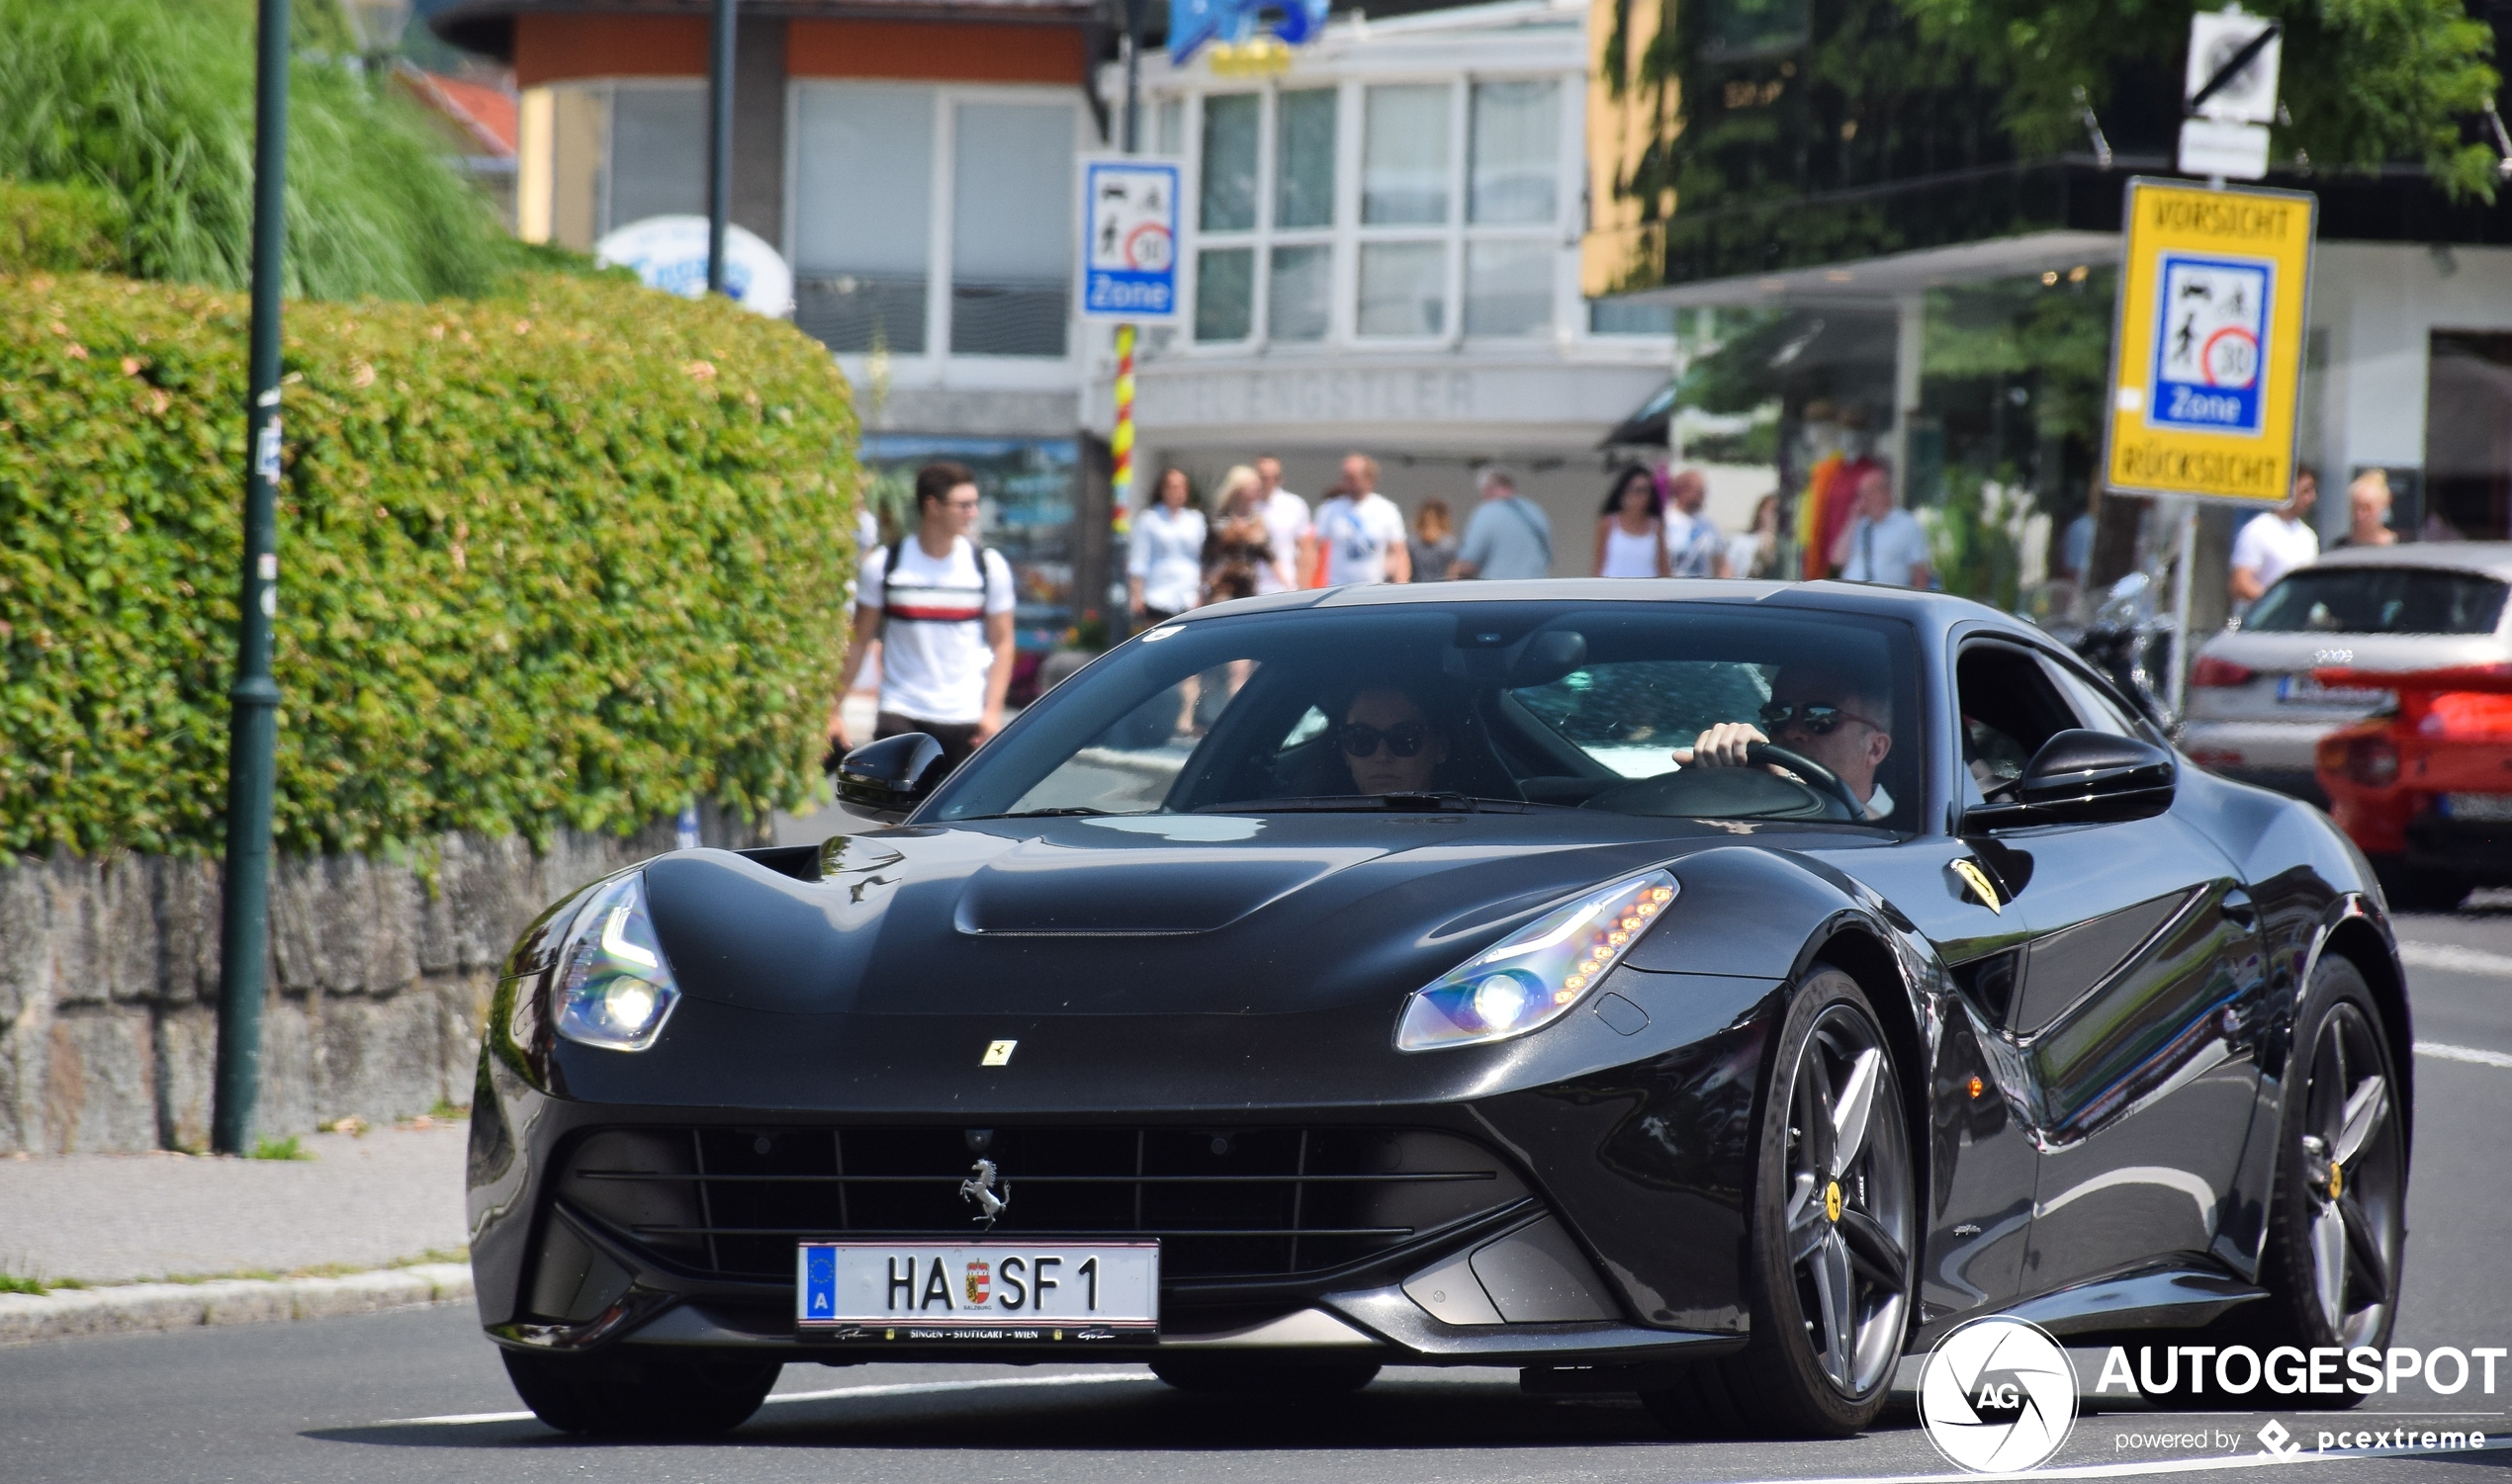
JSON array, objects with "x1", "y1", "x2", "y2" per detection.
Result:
[
  {"x1": 382, "y1": 1369, "x2": 1153, "y2": 1427},
  {"x1": 2417, "y1": 1041, "x2": 2512, "y2": 1070},
  {"x1": 2397, "y1": 941, "x2": 2512, "y2": 978},
  {"x1": 1728, "y1": 1431, "x2": 2512, "y2": 1482}
]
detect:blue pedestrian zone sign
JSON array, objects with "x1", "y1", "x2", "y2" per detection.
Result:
[
  {"x1": 2150, "y1": 252, "x2": 2272, "y2": 435},
  {"x1": 1079, "y1": 157, "x2": 1184, "y2": 322}
]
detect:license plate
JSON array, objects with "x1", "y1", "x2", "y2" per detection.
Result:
[
  {"x1": 2277, "y1": 673, "x2": 2387, "y2": 707},
  {"x1": 2443, "y1": 793, "x2": 2512, "y2": 822},
  {"x1": 796, "y1": 1242, "x2": 1158, "y2": 1337}
]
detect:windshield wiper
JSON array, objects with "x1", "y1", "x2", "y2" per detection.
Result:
[
  {"x1": 1196, "y1": 792, "x2": 1548, "y2": 815},
  {"x1": 976, "y1": 806, "x2": 1113, "y2": 819}
]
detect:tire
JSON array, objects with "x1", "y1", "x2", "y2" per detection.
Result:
[
  {"x1": 502, "y1": 1349, "x2": 780, "y2": 1437},
  {"x1": 1148, "y1": 1354, "x2": 1381, "y2": 1394},
  {"x1": 2241, "y1": 953, "x2": 2407, "y2": 1405},
  {"x1": 2374, "y1": 858, "x2": 2469, "y2": 916},
  {"x1": 1642, "y1": 968, "x2": 1917, "y2": 1439}
]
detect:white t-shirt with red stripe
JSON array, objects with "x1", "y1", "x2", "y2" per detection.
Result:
[{"x1": 862, "y1": 536, "x2": 1016, "y2": 724}]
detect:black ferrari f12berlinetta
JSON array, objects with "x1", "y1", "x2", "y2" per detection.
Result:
[{"x1": 468, "y1": 580, "x2": 2409, "y2": 1440}]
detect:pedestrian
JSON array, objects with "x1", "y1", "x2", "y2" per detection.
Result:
[
  {"x1": 1314, "y1": 453, "x2": 1412, "y2": 584},
  {"x1": 1409, "y1": 498, "x2": 1460, "y2": 581},
  {"x1": 830, "y1": 460, "x2": 1016, "y2": 775},
  {"x1": 1451, "y1": 468, "x2": 1554, "y2": 579},
  {"x1": 1662, "y1": 468, "x2": 1728, "y2": 577},
  {"x1": 2330, "y1": 470, "x2": 2397, "y2": 550},
  {"x1": 1726, "y1": 492, "x2": 1783, "y2": 580},
  {"x1": 1252, "y1": 455, "x2": 1313, "y2": 596},
  {"x1": 1832, "y1": 464, "x2": 1931, "y2": 587},
  {"x1": 1129, "y1": 468, "x2": 1209, "y2": 625},
  {"x1": 1595, "y1": 465, "x2": 1668, "y2": 577},
  {"x1": 1205, "y1": 464, "x2": 1271, "y2": 602},
  {"x1": 2229, "y1": 467, "x2": 2319, "y2": 604}
]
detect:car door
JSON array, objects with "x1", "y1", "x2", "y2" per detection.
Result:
[{"x1": 1953, "y1": 639, "x2": 2267, "y2": 1302}]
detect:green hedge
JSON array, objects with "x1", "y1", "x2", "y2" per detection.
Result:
[
  {"x1": 0, "y1": 181, "x2": 126, "y2": 275},
  {"x1": 0, "y1": 269, "x2": 858, "y2": 858}
]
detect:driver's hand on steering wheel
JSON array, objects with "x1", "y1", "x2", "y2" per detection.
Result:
[{"x1": 1672, "y1": 721, "x2": 1770, "y2": 771}]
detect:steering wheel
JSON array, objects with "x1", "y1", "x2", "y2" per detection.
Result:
[{"x1": 1746, "y1": 741, "x2": 1867, "y2": 820}]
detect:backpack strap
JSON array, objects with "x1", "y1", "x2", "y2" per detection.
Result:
[{"x1": 880, "y1": 537, "x2": 997, "y2": 621}]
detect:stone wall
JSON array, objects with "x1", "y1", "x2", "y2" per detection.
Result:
[{"x1": 0, "y1": 825, "x2": 687, "y2": 1154}]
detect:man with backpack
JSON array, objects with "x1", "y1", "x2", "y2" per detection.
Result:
[
  {"x1": 1450, "y1": 468, "x2": 1554, "y2": 580},
  {"x1": 830, "y1": 461, "x2": 1016, "y2": 774}
]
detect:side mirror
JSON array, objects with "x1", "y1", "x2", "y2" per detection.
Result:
[
  {"x1": 835, "y1": 733, "x2": 946, "y2": 823},
  {"x1": 1962, "y1": 729, "x2": 2176, "y2": 832}
]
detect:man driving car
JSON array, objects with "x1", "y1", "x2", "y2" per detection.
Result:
[{"x1": 1671, "y1": 664, "x2": 1895, "y2": 820}]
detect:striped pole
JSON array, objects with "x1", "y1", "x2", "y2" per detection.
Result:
[{"x1": 1111, "y1": 323, "x2": 1135, "y2": 535}]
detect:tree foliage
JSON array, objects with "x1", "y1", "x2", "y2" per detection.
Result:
[
  {"x1": 1900, "y1": 0, "x2": 2501, "y2": 198},
  {"x1": 0, "y1": 0, "x2": 515, "y2": 301}
]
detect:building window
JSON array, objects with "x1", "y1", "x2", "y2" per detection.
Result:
[
  {"x1": 790, "y1": 83, "x2": 1078, "y2": 361},
  {"x1": 603, "y1": 83, "x2": 707, "y2": 231},
  {"x1": 791, "y1": 83, "x2": 935, "y2": 354},
  {"x1": 952, "y1": 102, "x2": 1076, "y2": 357},
  {"x1": 1358, "y1": 241, "x2": 1446, "y2": 336},
  {"x1": 1182, "y1": 74, "x2": 1568, "y2": 347},
  {"x1": 1201, "y1": 93, "x2": 1260, "y2": 232},
  {"x1": 1197, "y1": 247, "x2": 1254, "y2": 340}
]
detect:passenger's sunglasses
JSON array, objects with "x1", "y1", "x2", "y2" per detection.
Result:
[
  {"x1": 1759, "y1": 702, "x2": 1884, "y2": 737},
  {"x1": 1340, "y1": 721, "x2": 1431, "y2": 758}
]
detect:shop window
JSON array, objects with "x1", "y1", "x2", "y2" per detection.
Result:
[
  {"x1": 1466, "y1": 238, "x2": 1551, "y2": 336},
  {"x1": 1275, "y1": 88, "x2": 1337, "y2": 229},
  {"x1": 1364, "y1": 85, "x2": 1451, "y2": 225},
  {"x1": 1202, "y1": 94, "x2": 1260, "y2": 232},
  {"x1": 1197, "y1": 247, "x2": 1254, "y2": 341},
  {"x1": 791, "y1": 84, "x2": 935, "y2": 354},
  {"x1": 605, "y1": 84, "x2": 705, "y2": 230},
  {"x1": 1267, "y1": 244, "x2": 1332, "y2": 341},
  {"x1": 2424, "y1": 331, "x2": 2512, "y2": 541},
  {"x1": 1358, "y1": 242, "x2": 1447, "y2": 337},
  {"x1": 952, "y1": 102, "x2": 1075, "y2": 357},
  {"x1": 1468, "y1": 81, "x2": 1559, "y2": 226}
]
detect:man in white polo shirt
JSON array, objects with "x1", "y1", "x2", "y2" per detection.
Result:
[
  {"x1": 1312, "y1": 452, "x2": 1411, "y2": 586},
  {"x1": 2230, "y1": 468, "x2": 2319, "y2": 607},
  {"x1": 831, "y1": 460, "x2": 1016, "y2": 775}
]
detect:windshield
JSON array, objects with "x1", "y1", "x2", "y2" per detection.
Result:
[
  {"x1": 925, "y1": 601, "x2": 1923, "y2": 829},
  {"x1": 2245, "y1": 567, "x2": 2508, "y2": 636}
]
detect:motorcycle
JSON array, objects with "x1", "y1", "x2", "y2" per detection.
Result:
[{"x1": 2070, "y1": 570, "x2": 2178, "y2": 733}]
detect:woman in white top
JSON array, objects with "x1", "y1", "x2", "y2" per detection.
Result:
[
  {"x1": 1126, "y1": 468, "x2": 1211, "y2": 734},
  {"x1": 1128, "y1": 469, "x2": 1210, "y2": 623},
  {"x1": 1594, "y1": 466, "x2": 1670, "y2": 578}
]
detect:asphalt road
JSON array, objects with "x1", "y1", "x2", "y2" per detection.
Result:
[{"x1": 8, "y1": 903, "x2": 2511, "y2": 1484}]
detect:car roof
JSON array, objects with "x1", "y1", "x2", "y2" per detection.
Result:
[
  {"x1": 1184, "y1": 577, "x2": 2039, "y2": 644},
  {"x1": 2306, "y1": 542, "x2": 2512, "y2": 579}
]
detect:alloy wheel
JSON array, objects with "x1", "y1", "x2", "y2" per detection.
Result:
[
  {"x1": 2297, "y1": 1001, "x2": 2403, "y2": 1349},
  {"x1": 1779, "y1": 1004, "x2": 1914, "y2": 1396}
]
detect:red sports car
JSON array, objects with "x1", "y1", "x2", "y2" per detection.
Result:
[{"x1": 2314, "y1": 660, "x2": 2512, "y2": 912}]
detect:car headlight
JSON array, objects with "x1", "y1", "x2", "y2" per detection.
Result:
[
  {"x1": 550, "y1": 872, "x2": 681, "y2": 1052},
  {"x1": 1395, "y1": 870, "x2": 1677, "y2": 1051}
]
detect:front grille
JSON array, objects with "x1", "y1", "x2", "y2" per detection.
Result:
[{"x1": 558, "y1": 1125, "x2": 1528, "y2": 1284}]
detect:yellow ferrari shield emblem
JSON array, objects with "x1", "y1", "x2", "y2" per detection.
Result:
[
  {"x1": 1824, "y1": 1179, "x2": 1843, "y2": 1224},
  {"x1": 1950, "y1": 858, "x2": 2003, "y2": 915}
]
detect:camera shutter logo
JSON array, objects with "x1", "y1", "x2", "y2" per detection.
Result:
[{"x1": 1919, "y1": 1315, "x2": 2080, "y2": 1473}]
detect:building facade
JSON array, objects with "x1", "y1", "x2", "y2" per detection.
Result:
[{"x1": 1122, "y1": 0, "x2": 1681, "y2": 560}]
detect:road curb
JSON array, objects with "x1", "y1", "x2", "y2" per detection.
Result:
[{"x1": 0, "y1": 1263, "x2": 472, "y2": 1347}]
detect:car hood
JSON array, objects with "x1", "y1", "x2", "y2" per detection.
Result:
[{"x1": 641, "y1": 814, "x2": 1871, "y2": 1019}]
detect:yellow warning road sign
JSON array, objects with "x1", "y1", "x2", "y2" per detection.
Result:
[{"x1": 2103, "y1": 178, "x2": 2316, "y2": 506}]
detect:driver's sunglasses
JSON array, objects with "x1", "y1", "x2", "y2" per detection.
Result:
[
  {"x1": 1340, "y1": 721, "x2": 1430, "y2": 758},
  {"x1": 1759, "y1": 702, "x2": 1884, "y2": 737}
]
